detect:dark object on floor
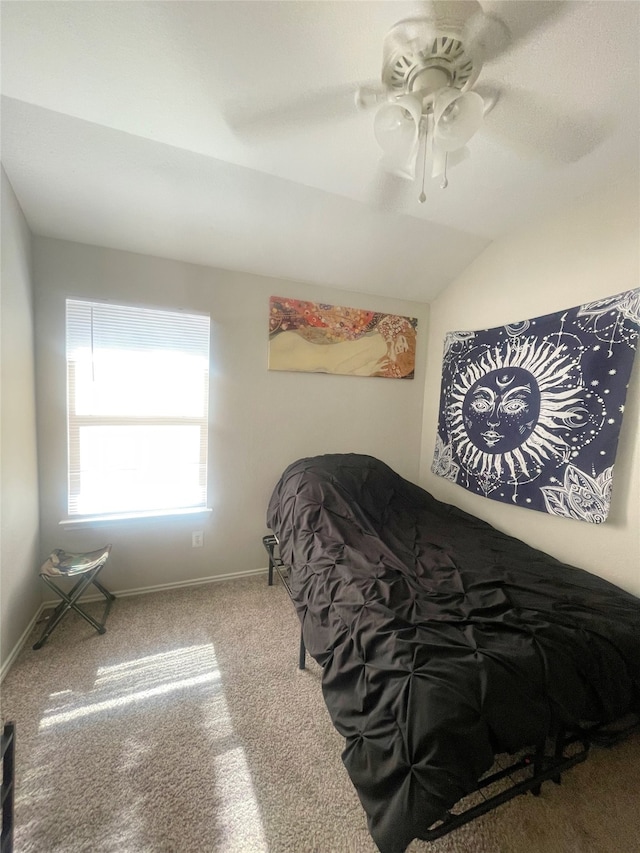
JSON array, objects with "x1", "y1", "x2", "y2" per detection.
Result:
[
  {"x1": 33, "y1": 545, "x2": 115, "y2": 650},
  {"x1": 1, "y1": 721, "x2": 15, "y2": 853},
  {"x1": 266, "y1": 454, "x2": 640, "y2": 853}
]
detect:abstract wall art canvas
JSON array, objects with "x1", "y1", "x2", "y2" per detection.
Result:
[
  {"x1": 432, "y1": 288, "x2": 640, "y2": 523},
  {"x1": 268, "y1": 296, "x2": 418, "y2": 379}
]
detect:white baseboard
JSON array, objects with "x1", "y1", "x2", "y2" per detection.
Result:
[
  {"x1": 1, "y1": 566, "x2": 270, "y2": 683},
  {"x1": 109, "y1": 565, "x2": 270, "y2": 600},
  {"x1": 0, "y1": 602, "x2": 48, "y2": 683}
]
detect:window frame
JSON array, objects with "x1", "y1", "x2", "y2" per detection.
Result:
[{"x1": 63, "y1": 298, "x2": 211, "y2": 526}]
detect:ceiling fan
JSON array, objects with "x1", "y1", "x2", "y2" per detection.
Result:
[
  {"x1": 354, "y1": 1, "x2": 507, "y2": 201},
  {"x1": 225, "y1": 1, "x2": 602, "y2": 205}
]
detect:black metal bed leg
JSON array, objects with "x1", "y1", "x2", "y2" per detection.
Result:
[
  {"x1": 531, "y1": 742, "x2": 545, "y2": 796},
  {"x1": 552, "y1": 725, "x2": 566, "y2": 784},
  {"x1": 263, "y1": 533, "x2": 307, "y2": 670},
  {"x1": 298, "y1": 630, "x2": 306, "y2": 670},
  {"x1": 263, "y1": 535, "x2": 275, "y2": 586}
]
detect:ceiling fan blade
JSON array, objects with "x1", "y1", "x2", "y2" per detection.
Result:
[
  {"x1": 477, "y1": 83, "x2": 612, "y2": 164},
  {"x1": 463, "y1": 0, "x2": 567, "y2": 64},
  {"x1": 462, "y1": 10, "x2": 510, "y2": 65},
  {"x1": 223, "y1": 81, "x2": 381, "y2": 139}
]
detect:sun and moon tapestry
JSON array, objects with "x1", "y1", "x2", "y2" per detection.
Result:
[
  {"x1": 432, "y1": 288, "x2": 639, "y2": 523},
  {"x1": 268, "y1": 296, "x2": 418, "y2": 379}
]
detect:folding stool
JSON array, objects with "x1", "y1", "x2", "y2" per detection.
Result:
[{"x1": 33, "y1": 545, "x2": 115, "y2": 650}]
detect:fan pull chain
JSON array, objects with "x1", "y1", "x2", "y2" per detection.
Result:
[
  {"x1": 440, "y1": 152, "x2": 449, "y2": 189},
  {"x1": 418, "y1": 127, "x2": 429, "y2": 204}
]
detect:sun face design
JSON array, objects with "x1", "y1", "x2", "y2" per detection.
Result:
[
  {"x1": 463, "y1": 366, "x2": 540, "y2": 453},
  {"x1": 444, "y1": 337, "x2": 598, "y2": 493}
]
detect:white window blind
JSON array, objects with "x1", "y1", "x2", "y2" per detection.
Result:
[{"x1": 66, "y1": 299, "x2": 210, "y2": 518}]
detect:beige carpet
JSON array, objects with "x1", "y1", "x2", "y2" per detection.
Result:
[{"x1": 1, "y1": 574, "x2": 639, "y2": 853}]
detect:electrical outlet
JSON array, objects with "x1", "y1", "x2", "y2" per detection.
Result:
[{"x1": 192, "y1": 531, "x2": 204, "y2": 548}]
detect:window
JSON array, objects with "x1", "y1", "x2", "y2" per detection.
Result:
[{"x1": 65, "y1": 299, "x2": 210, "y2": 520}]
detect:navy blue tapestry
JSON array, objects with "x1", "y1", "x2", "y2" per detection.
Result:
[{"x1": 432, "y1": 288, "x2": 639, "y2": 523}]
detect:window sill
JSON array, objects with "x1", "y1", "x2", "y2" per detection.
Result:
[{"x1": 59, "y1": 507, "x2": 213, "y2": 530}]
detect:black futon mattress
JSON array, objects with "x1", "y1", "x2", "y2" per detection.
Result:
[{"x1": 266, "y1": 454, "x2": 640, "y2": 853}]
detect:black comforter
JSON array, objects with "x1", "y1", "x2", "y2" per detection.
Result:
[{"x1": 266, "y1": 454, "x2": 640, "y2": 853}]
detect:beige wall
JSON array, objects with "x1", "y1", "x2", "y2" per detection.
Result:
[
  {"x1": 6, "y1": 176, "x2": 639, "y2": 673},
  {"x1": 420, "y1": 179, "x2": 640, "y2": 596},
  {"x1": 1, "y1": 168, "x2": 41, "y2": 674},
  {"x1": 32, "y1": 237, "x2": 429, "y2": 595}
]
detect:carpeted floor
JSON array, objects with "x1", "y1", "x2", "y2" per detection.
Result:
[{"x1": 1, "y1": 574, "x2": 639, "y2": 853}]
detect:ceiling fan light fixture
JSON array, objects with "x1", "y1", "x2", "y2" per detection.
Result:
[
  {"x1": 433, "y1": 88, "x2": 484, "y2": 151},
  {"x1": 374, "y1": 94, "x2": 423, "y2": 179}
]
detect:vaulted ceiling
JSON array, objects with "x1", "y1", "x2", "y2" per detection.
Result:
[{"x1": 2, "y1": 1, "x2": 638, "y2": 302}]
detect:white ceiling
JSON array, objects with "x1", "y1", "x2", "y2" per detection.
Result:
[{"x1": 1, "y1": 0, "x2": 639, "y2": 303}]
